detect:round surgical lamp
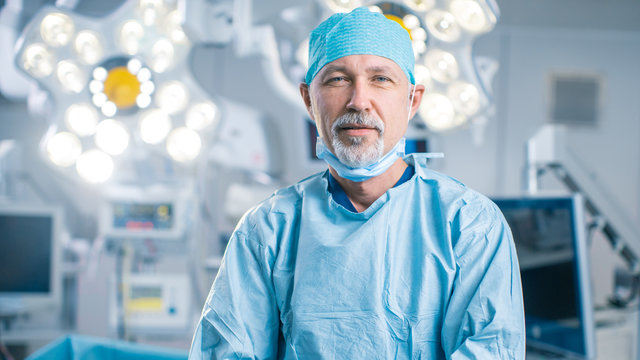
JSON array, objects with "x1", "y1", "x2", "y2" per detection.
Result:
[{"x1": 14, "y1": 1, "x2": 223, "y2": 184}]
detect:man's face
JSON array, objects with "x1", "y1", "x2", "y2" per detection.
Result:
[{"x1": 300, "y1": 54, "x2": 423, "y2": 167}]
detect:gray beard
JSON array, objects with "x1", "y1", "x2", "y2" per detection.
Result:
[{"x1": 330, "y1": 112, "x2": 385, "y2": 168}]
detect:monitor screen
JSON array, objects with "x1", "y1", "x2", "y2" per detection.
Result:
[
  {"x1": 493, "y1": 195, "x2": 596, "y2": 359},
  {"x1": 0, "y1": 204, "x2": 61, "y2": 310}
]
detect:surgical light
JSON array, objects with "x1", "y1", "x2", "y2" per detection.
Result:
[
  {"x1": 16, "y1": 1, "x2": 223, "y2": 184},
  {"x1": 425, "y1": 49, "x2": 459, "y2": 83},
  {"x1": 75, "y1": 149, "x2": 113, "y2": 183},
  {"x1": 46, "y1": 132, "x2": 82, "y2": 167},
  {"x1": 277, "y1": 0, "x2": 500, "y2": 134},
  {"x1": 74, "y1": 30, "x2": 102, "y2": 65},
  {"x1": 22, "y1": 44, "x2": 54, "y2": 78},
  {"x1": 150, "y1": 38, "x2": 175, "y2": 73},
  {"x1": 163, "y1": 10, "x2": 187, "y2": 44},
  {"x1": 92, "y1": 67, "x2": 107, "y2": 81},
  {"x1": 95, "y1": 119, "x2": 129, "y2": 155},
  {"x1": 40, "y1": 12, "x2": 74, "y2": 47},
  {"x1": 426, "y1": 10, "x2": 461, "y2": 42},
  {"x1": 156, "y1": 81, "x2": 188, "y2": 114},
  {"x1": 186, "y1": 101, "x2": 218, "y2": 131},
  {"x1": 327, "y1": 0, "x2": 363, "y2": 13},
  {"x1": 403, "y1": 0, "x2": 435, "y2": 12},
  {"x1": 65, "y1": 103, "x2": 99, "y2": 136},
  {"x1": 414, "y1": 64, "x2": 433, "y2": 89},
  {"x1": 450, "y1": 0, "x2": 492, "y2": 33},
  {"x1": 56, "y1": 60, "x2": 85, "y2": 93},
  {"x1": 118, "y1": 20, "x2": 144, "y2": 55},
  {"x1": 418, "y1": 93, "x2": 457, "y2": 131},
  {"x1": 166, "y1": 127, "x2": 202, "y2": 162},
  {"x1": 92, "y1": 93, "x2": 107, "y2": 107},
  {"x1": 101, "y1": 101, "x2": 117, "y2": 117},
  {"x1": 140, "y1": 109, "x2": 171, "y2": 144},
  {"x1": 137, "y1": 0, "x2": 167, "y2": 26},
  {"x1": 447, "y1": 81, "x2": 481, "y2": 116}
]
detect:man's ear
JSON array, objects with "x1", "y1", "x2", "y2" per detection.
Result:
[
  {"x1": 408, "y1": 84, "x2": 425, "y2": 120},
  {"x1": 299, "y1": 83, "x2": 315, "y2": 120}
]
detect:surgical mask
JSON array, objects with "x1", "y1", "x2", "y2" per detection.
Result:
[{"x1": 316, "y1": 137, "x2": 406, "y2": 182}]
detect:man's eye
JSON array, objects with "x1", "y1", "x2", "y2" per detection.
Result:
[
  {"x1": 375, "y1": 76, "x2": 391, "y2": 82},
  {"x1": 329, "y1": 76, "x2": 346, "y2": 82}
]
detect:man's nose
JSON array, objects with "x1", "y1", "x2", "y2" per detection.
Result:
[{"x1": 346, "y1": 80, "x2": 372, "y2": 112}]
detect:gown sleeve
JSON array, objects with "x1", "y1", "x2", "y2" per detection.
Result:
[
  {"x1": 441, "y1": 200, "x2": 526, "y2": 359},
  {"x1": 188, "y1": 225, "x2": 280, "y2": 360}
]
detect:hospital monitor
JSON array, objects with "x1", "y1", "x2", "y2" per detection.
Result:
[
  {"x1": 492, "y1": 194, "x2": 596, "y2": 359},
  {"x1": 0, "y1": 204, "x2": 62, "y2": 313}
]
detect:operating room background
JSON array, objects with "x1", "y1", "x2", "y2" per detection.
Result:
[{"x1": 1, "y1": 0, "x2": 640, "y2": 355}]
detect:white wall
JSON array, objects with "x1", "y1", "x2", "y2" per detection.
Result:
[{"x1": 437, "y1": 25, "x2": 640, "y2": 306}]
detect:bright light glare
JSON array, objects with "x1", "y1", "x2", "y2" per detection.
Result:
[
  {"x1": 56, "y1": 60, "x2": 85, "y2": 93},
  {"x1": 418, "y1": 93, "x2": 457, "y2": 131},
  {"x1": 403, "y1": 0, "x2": 435, "y2": 12},
  {"x1": 326, "y1": 0, "x2": 362, "y2": 13},
  {"x1": 92, "y1": 93, "x2": 107, "y2": 107},
  {"x1": 46, "y1": 132, "x2": 82, "y2": 167},
  {"x1": 65, "y1": 104, "x2": 98, "y2": 136},
  {"x1": 425, "y1": 49, "x2": 459, "y2": 83},
  {"x1": 140, "y1": 109, "x2": 172, "y2": 144},
  {"x1": 402, "y1": 14, "x2": 420, "y2": 30},
  {"x1": 127, "y1": 58, "x2": 142, "y2": 74},
  {"x1": 450, "y1": 0, "x2": 491, "y2": 33},
  {"x1": 150, "y1": 39, "x2": 175, "y2": 73},
  {"x1": 119, "y1": 20, "x2": 144, "y2": 55},
  {"x1": 136, "y1": 94, "x2": 152, "y2": 108},
  {"x1": 74, "y1": 30, "x2": 102, "y2": 64},
  {"x1": 414, "y1": 64, "x2": 433, "y2": 89},
  {"x1": 40, "y1": 12, "x2": 74, "y2": 47},
  {"x1": 137, "y1": 68, "x2": 151, "y2": 82},
  {"x1": 89, "y1": 80, "x2": 103, "y2": 94},
  {"x1": 101, "y1": 101, "x2": 117, "y2": 117},
  {"x1": 426, "y1": 10, "x2": 461, "y2": 42},
  {"x1": 137, "y1": 0, "x2": 166, "y2": 26},
  {"x1": 75, "y1": 150, "x2": 113, "y2": 183},
  {"x1": 156, "y1": 81, "x2": 189, "y2": 114},
  {"x1": 93, "y1": 67, "x2": 107, "y2": 81},
  {"x1": 447, "y1": 82, "x2": 481, "y2": 116},
  {"x1": 186, "y1": 101, "x2": 218, "y2": 130},
  {"x1": 22, "y1": 44, "x2": 54, "y2": 78},
  {"x1": 166, "y1": 127, "x2": 202, "y2": 162},
  {"x1": 95, "y1": 119, "x2": 129, "y2": 155},
  {"x1": 164, "y1": 10, "x2": 187, "y2": 43}
]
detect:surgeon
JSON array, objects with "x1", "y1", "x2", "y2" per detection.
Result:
[{"x1": 190, "y1": 7, "x2": 525, "y2": 359}]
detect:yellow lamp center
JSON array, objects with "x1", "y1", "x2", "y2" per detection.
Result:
[
  {"x1": 385, "y1": 14, "x2": 413, "y2": 40},
  {"x1": 103, "y1": 66, "x2": 141, "y2": 109}
]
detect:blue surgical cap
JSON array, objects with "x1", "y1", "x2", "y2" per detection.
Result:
[{"x1": 305, "y1": 7, "x2": 415, "y2": 85}]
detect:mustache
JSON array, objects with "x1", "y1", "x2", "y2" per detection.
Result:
[{"x1": 331, "y1": 112, "x2": 384, "y2": 135}]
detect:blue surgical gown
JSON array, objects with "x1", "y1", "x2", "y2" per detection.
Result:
[{"x1": 189, "y1": 153, "x2": 525, "y2": 359}]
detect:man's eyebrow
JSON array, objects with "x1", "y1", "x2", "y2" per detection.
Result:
[{"x1": 320, "y1": 65, "x2": 347, "y2": 76}]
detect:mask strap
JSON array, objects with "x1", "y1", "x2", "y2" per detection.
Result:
[{"x1": 408, "y1": 84, "x2": 417, "y2": 122}]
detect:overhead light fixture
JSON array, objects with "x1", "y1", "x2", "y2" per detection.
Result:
[
  {"x1": 15, "y1": 0, "x2": 223, "y2": 184},
  {"x1": 267, "y1": 0, "x2": 499, "y2": 133}
]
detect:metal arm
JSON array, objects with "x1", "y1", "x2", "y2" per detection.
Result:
[{"x1": 526, "y1": 124, "x2": 640, "y2": 274}]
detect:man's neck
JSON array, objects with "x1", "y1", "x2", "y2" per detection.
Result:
[{"x1": 329, "y1": 158, "x2": 409, "y2": 213}]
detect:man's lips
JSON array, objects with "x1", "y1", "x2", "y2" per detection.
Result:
[{"x1": 338, "y1": 124, "x2": 379, "y2": 136}]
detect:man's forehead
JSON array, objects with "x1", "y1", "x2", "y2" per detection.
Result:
[{"x1": 317, "y1": 55, "x2": 406, "y2": 77}]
